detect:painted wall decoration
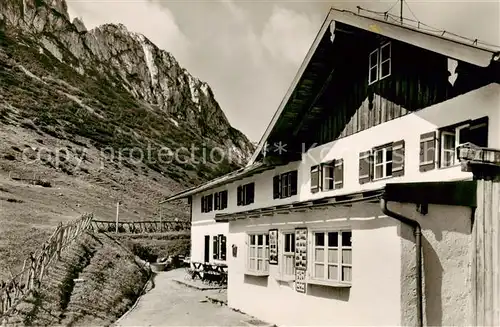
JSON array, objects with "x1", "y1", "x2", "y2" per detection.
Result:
[
  {"x1": 295, "y1": 269, "x2": 306, "y2": 293},
  {"x1": 294, "y1": 228, "x2": 308, "y2": 270},
  {"x1": 269, "y1": 229, "x2": 278, "y2": 265}
]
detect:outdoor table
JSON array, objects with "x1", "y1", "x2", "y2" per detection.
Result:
[{"x1": 191, "y1": 261, "x2": 203, "y2": 280}]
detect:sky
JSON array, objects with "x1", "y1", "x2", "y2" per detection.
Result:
[{"x1": 66, "y1": 0, "x2": 500, "y2": 142}]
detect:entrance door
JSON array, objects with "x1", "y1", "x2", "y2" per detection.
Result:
[{"x1": 204, "y1": 235, "x2": 210, "y2": 263}]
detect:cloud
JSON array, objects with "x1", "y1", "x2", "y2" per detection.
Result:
[
  {"x1": 261, "y1": 6, "x2": 321, "y2": 65},
  {"x1": 66, "y1": 0, "x2": 191, "y2": 62}
]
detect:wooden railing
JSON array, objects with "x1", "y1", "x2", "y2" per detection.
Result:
[
  {"x1": 91, "y1": 220, "x2": 190, "y2": 234},
  {"x1": 0, "y1": 213, "x2": 93, "y2": 317}
]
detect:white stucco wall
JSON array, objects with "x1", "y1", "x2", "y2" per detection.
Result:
[
  {"x1": 190, "y1": 221, "x2": 228, "y2": 263},
  {"x1": 225, "y1": 201, "x2": 473, "y2": 326},
  {"x1": 192, "y1": 83, "x2": 500, "y2": 218},
  {"x1": 388, "y1": 201, "x2": 474, "y2": 326},
  {"x1": 227, "y1": 202, "x2": 403, "y2": 326}
]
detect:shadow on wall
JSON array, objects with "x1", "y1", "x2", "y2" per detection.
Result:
[
  {"x1": 244, "y1": 274, "x2": 269, "y2": 287},
  {"x1": 391, "y1": 202, "x2": 472, "y2": 326},
  {"x1": 307, "y1": 284, "x2": 350, "y2": 301},
  {"x1": 422, "y1": 236, "x2": 443, "y2": 326}
]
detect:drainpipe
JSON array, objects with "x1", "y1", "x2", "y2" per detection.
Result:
[{"x1": 380, "y1": 198, "x2": 423, "y2": 327}]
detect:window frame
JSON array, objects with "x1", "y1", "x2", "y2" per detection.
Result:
[
  {"x1": 368, "y1": 48, "x2": 379, "y2": 85},
  {"x1": 238, "y1": 183, "x2": 255, "y2": 206},
  {"x1": 439, "y1": 123, "x2": 470, "y2": 168},
  {"x1": 214, "y1": 190, "x2": 228, "y2": 211},
  {"x1": 274, "y1": 170, "x2": 298, "y2": 199},
  {"x1": 247, "y1": 233, "x2": 270, "y2": 275},
  {"x1": 322, "y1": 162, "x2": 334, "y2": 191},
  {"x1": 368, "y1": 42, "x2": 391, "y2": 85},
  {"x1": 373, "y1": 145, "x2": 393, "y2": 180},
  {"x1": 309, "y1": 229, "x2": 352, "y2": 285},
  {"x1": 379, "y1": 42, "x2": 392, "y2": 80},
  {"x1": 280, "y1": 230, "x2": 296, "y2": 279}
]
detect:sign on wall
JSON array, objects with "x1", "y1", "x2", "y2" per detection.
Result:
[
  {"x1": 295, "y1": 269, "x2": 307, "y2": 293},
  {"x1": 269, "y1": 229, "x2": 278, "y2": 265},
  {"x1": 294, "y1": 228, "x2": 308, "y2": 270}
]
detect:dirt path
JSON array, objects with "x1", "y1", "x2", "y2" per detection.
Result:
[{"x1": 115, "y1": 269, "x2": 250, "y2": 326}]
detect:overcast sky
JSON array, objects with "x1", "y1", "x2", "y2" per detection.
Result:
[{"x1": 66, "y1": 0, "x2": 499, "y2": 142}]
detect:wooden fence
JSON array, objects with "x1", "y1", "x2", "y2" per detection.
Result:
[
  {"x1": 0, "y1": 213, "x2": 93, "y2": 317},
  {"x1": 91, "y1": 220, "x2": 190, "y2": 234}
]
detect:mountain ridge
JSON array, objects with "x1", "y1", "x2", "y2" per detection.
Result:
[
  {"x1": 0, "y1": 0, "x2": 254, "y2": 279},
  {"x1": 0, "y1": 0, "x2": 253, "y2": 164}
]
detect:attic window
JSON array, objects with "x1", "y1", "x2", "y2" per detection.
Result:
[{"x1": 368, "y1": 42, "x2": 391, "y2": 85}]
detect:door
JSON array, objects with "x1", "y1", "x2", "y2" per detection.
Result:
[{"x1": 204, "y1": 235, "x2": 210, "y2": 263}]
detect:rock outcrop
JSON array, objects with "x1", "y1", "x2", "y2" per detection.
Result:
[{"x1": 0, "y1": 0, "x2": 254, "y2": 164}]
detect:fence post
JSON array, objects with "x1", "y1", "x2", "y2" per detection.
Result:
[
  {"x1": 159, "y1": 205, "x2": 163, "y2": 233},
  {"x1": 116, "y1": 201, "x2": 120, "y2": 234}
]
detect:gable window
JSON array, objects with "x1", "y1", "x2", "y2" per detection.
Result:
[
  {"x1": 201, "y1": 194, "x2": 213, "y2": 213},
  {"x1": 368, "y1": 42, "x2": 391, "y2": 85},
  {"x1": 237, "y1": 183, "x2": 254, "y2": 206},
  {"x1": 213, "y1": 234, "x2": 227, "y2": 260},
  {"x1": 311, "y1": 230, "x2": 352, "y2": 284},
  {"x1": 273, "y1": 170, "x2": 298, "y2": 199},
  {"x1": 248, "y1": 233, "x2": 269, "y2": 274},
  {"x1": 214, "y1": 190, "x2": 228, "y2": 211},
  {"x1": 282, "y1": 232, "x2": 295, "y2": 278},
  {"x1": 439, "y1": 117, "x2": 488, "y2": 168},
  {"x1": 373, "y1": 145, "x2": 393, "y2": 180}
]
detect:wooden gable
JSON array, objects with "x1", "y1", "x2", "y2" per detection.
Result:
[{"x1": 262, "y1": 21, "x2": 499, "y2": 157}]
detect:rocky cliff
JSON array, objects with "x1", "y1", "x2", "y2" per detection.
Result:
[{"x1": 0, "y1": 0, "x2": 253, "y2": 169}]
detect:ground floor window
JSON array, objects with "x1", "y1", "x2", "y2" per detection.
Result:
[
  {"x1": 248, "y1": 233, "x2": 269, "y2": 273},
  {"x1": 312, "y1": 230, "x2": 352, "y2": 283}
]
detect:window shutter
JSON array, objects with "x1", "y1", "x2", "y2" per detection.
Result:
[
  {"x1": 207, "y1": 194, "x2": 213, "y2": 212},
  {"x1": 359, "y1": 151, "x2": 371, "y2": 184},
  {"x1": 392, "y1": 140, "x2": 405, "y2": 177},
  {"x1": 221, "y1": 191, "x2": 228, "y2": 209},
  {"x1": 419, "y1": 132, "x2": 436, "y2": 172},
  {"x1": 201, "y1": 196, "x2": 205, "y2": 213},
  {"x1": 290, "y1": 170, "x2": 298, "y2": 196},
  {"x1": 214, "y1": 192, "x2": 220, "y2": 210},
  {"x1": 248, "y1": 183, "x2": 255, "y2": 204},
  {"x1": 220, "y1": 235, "x2": 227, "y2": 260},
  {"x1": 237, "y1": 186, "x2": 243, "y2": 206},
  {"x1": 334, "y1": 159, "x2": 344, "y2": 189},
  {"x1": 213, "y1": 236, "x2": 219, "y2": 260},
  {"x1": 311, "y1": 166, "x2": 319, "y2": 192},
  {"x1": 273, "y1": 175, "x2": 280, "y2": 199}
]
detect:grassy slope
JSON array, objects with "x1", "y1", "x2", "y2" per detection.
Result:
[{"x1": 4, "y1": 232, "x2": 151, "y2": 327}]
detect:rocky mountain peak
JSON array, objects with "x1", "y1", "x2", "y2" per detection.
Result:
[{"x1": 0, "y1": 0, "x2": 254, "y2": 166}]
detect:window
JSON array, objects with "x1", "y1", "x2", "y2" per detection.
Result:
[
  {"x1": 282, "y1": 232, "x2": 295, "y2": 278},
  {"x1": 214, "y1": 190, "x2": 228, "y2": 211},
  {"x1": 368, "y1": 49, "x2": 379, "y2": 84},
  {"x1": 213, "y1": 234, "x2": 227, "y2": 260},
  {"x1": 273, "y1": 170, "x2": 298, "y2": 199},
  {"x1": 439, "y1": 118, "x2": 488, "y2": 168},
  {"x1": 373, "y1": 145, "x2": 393, "y2": 180},
  {"x1": 237, "y1": 183, "x2": 254, "y2": 206},
  {"x1": 201, "y1": 194, "x2": 213, "y2": 213},
  {"x1": 312, "y1": 231, "x2": 352, "y2": 283},
  {"x1": 322, "y1": 159, "x2": 344, "y2": 191},
  {"x1": 248, "y1": 233, "x2": 269, "y2": 273},
  {"x1": 368, "y1": 42, "x2": 391, "y2": 85}
]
